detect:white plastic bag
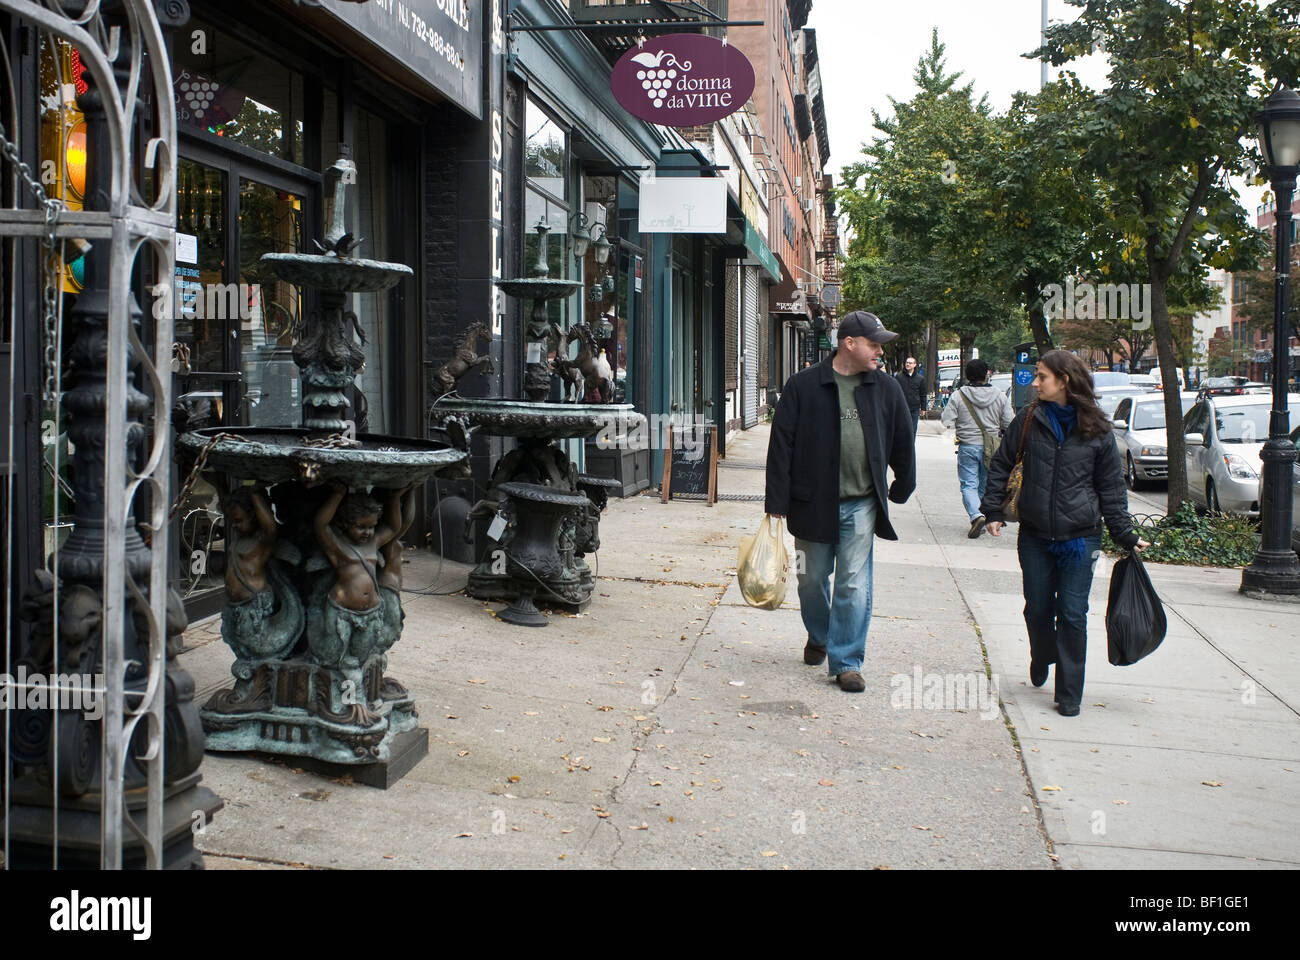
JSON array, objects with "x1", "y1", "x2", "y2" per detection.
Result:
[{"x1": 737, "y1": 515, "x2": 790, "y2": 610}]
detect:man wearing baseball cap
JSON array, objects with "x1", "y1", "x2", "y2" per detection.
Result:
[{"x1": 764, "y1": 311, "x2": 916, "y2": 692}]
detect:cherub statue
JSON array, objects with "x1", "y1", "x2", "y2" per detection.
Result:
[
  {"x1": 219, "y1": 487, "x2": 303, "y2": 661},
  {"x1": 309, "y1": 481, "x2": 402, "y2": 666},
  {"x1": 377, "y1": 484, "x2": 418, "y2": 643}
]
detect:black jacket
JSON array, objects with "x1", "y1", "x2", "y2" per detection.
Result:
[
  {"x1": 894, "y1": 370, "x2": 926, "y2": 411},
  {"x1": 765, "y1": 356, "x2": 916, "y2": 544},
  {"x1": 980, "y1": 403, "x2": 1139, "y2": 549}
]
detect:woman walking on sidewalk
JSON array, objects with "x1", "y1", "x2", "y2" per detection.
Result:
[{"x1": 980, "y1": 350, "x2": 1148, "y2": 717}]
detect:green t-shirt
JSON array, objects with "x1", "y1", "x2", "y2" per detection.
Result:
[{"x1": 834, "y1": 371, "x2": 874, "y2": 500}]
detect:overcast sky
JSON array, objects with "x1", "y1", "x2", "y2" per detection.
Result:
[{"x1": 810, "y1": 0, "x2": 1268, "y2": 219}]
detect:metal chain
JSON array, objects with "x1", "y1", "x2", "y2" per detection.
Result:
[
  {"x1": 303, "y1": 432, "x2": 360, "y2": 449},
  {"x1": 169, "y1": 432, "x2": 240, "y2": 522},
  {"x1": 0, "y1": 117, "x2": 66, "y2": 401}
]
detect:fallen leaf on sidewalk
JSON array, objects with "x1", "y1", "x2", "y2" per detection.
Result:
[
  {"x1": 761, "y1": 851, "x2": 777, "y2": 857},
  {"x1": 1113, "y1": 800, "x2": 1129, "y2": 805},
  {"x1": 912, "y1": 825, "x2": 931, "y2": 831},
  {"x1": 597, "y1": 705, "x2": 613, "y2": 712},
  {"x1": 818, "y1": 779, "x2": 835, "y2": 787},
  {"x1": 524, "y1": 711, "x2": 539, "y2": 716},
  {"x1": 631, "y1": 823, "x2": 649, "y2": 831},
  {"x1": 593, "y1": 736, "x2": 611, "y2": 743},
  {"x1": 650, "y1": 780, "x2": 662, "y2": 786},
  {"x1": 795, "y1": 749, "x2": 810, "y2": 757},
  {"x1": 1202, "y1": 780, "x2": 1223, "y2": 787},
  {"x1": 468, "y1": 678, "x2": 485, "y2": 684},
  {"x1": 507, "y1": 775, "x2": 520, "y2": 783},
  {"x1": 457, "y1": 750, "x2": 469, "y2": 757},
  {"x1": 454, "y1": 832, "x2": 473, "y2": 838},
  {"x1": 1042, "y1": 785, "x2": 1061, "y2": 792}
]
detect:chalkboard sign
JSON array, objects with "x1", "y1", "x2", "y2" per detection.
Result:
[{"x1": 660, "y1": 424, "x2": 719, "y2": 505}]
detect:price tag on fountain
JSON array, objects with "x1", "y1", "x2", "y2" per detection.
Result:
[
  {"x1": 527, "y1": 342, "x2": 543, "y2": 364},
  {"x1": 487, "y1": 514, "x2": 508, "y2": 541}
]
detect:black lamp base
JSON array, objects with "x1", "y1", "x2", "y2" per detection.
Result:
[{"x1": 1240, "y1": 551, "x2": 1300, "y2": 600}]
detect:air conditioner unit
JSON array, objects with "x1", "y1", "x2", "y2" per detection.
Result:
[{"x1": 794, "y1": 177, "x2": 801, "y2": 188}]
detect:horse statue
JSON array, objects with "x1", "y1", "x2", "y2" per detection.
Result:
[
  {"x1": 549, "y1": 321, "x2": 584, "y2": 402},
  {"x1": 569, "y1": 322, "x2": 614, "y2": 404},
  {"x1": 432, "y1": 321, "x2": 493, "y2": 397}
]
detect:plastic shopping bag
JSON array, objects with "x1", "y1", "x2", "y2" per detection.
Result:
[
  {"x1": 737, "y1": 515, "x2": 790, "y2": 610},
  {"x1": 1105, "y1": 553, "x2": 1167, "y2": 666}
]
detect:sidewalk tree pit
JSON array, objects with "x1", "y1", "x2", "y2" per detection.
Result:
[{"x1": 179, "y1": 159, "x2": 466, "y2": 777}]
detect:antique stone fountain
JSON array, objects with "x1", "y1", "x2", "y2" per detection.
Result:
[
  {"x1": 430, "y1": 221, "x2": 642, "y2": 626},
  {"x1": 178, "y1": 159, "x2": 465, "y2": 783}
]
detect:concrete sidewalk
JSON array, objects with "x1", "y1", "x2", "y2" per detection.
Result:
[{"x1": 179, "y1": 420, "x2": 1299, "y2": 869}]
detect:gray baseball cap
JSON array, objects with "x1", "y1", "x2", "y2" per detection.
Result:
[{"x1": 837, "y1": 310, "x2": 898, "y2": 344}]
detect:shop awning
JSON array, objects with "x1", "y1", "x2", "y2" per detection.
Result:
[
  {"x1": 771, "y1": 256, "x2": 812, "y2": 318},
  {"x1": 743, "y1": 220, "x2": 780, "y2": 283}
]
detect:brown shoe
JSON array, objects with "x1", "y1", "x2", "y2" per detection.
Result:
[
  {"x1": 836, "y1": 670, "x2": 866, "y2": 693},
  {"x1": 803, "y1": 638, "x2": 827, "y2": 665}
]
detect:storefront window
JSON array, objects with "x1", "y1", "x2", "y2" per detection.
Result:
[
  {"x1": 525, "y1": 98, "x2": 567, "y2": 201},
  {"x1": 175, "y1": 17, "x2": 305, "y2": 165},
  {"x1": 525, "y1": 99, "x2": 572, "y2": 332}
]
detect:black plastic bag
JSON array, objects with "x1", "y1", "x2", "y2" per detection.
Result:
[{"x1": 1106, "y1": 553, "x2": 1167, "y2": 666}]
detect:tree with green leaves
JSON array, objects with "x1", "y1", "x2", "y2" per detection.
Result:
[
  {"x1": 840, "y1": 30, "x2": 1018, "y2": 395},
  {"x1": 1038, "y1": 0, "x2": 1299, "y2": 512}
]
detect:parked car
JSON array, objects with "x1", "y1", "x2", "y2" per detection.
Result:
[
  {"x1": 1183, "y1": 394, "x2": 1300, "y2": 515},
  {"x1": 1096, "y1": 385, "x2": 1150, "y2": 421},
  {"x1": 1197, "y1": 376, "x2": 1251, "y2": 398},
  {"x1": 1127, "y1": 373, "x2": 1159, "y2": 391},
  {"x1": 1092, "y1": 371, "x2": 1132, "y2": 387},
  {"x1": 1111, "y1": 392, "x2": 1198, "y2": 489}
]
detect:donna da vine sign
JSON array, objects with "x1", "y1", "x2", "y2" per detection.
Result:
[{"x1": 611, "y1": 33, "x2": 755, "y2": 127}]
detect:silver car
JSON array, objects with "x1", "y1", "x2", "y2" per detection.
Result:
[
  {"x1": 1111, "y1": 392, "x2": 1197, "y2": 489},
  {"x1": 1183, "y1": 394, "x2": 1300, "y2": 515}
]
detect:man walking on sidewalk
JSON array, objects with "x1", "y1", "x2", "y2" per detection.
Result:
[
  {"x1": 764, "y1": 311, "x2": 916, "y2": 692},
  {"x1": 894, "y1": 356, "x2": 926, "y2": 435},
  {"x1": 941, "y1": 358, "x2": 1014, "y2": 538}
]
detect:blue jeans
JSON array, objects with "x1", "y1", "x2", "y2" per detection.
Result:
[
  {"x1": 1018, "y1": 531, "x2": 1102, "y2": 708},
  {"x1": 909, "y1": 407, "x2": 920, "y2": 436},
  {"x1": 957, "y1": 443, "x2": 988, "y2": 520},
  {"x1": 795, "y1": 496, "x2": 877, "y2": 677}
]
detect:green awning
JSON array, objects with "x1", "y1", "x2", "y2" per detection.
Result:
[{"x1": 743, "y1": 220, "x2": 780, "y2": 283}]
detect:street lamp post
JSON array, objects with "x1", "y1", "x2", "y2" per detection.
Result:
[{"x1": 1241, "y1": 86, "x2": 1300, "y2": 599}]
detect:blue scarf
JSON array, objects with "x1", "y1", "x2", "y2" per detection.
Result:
[{"x1": 1043, "y1": 402, "x2": 1087, "y2": 566}]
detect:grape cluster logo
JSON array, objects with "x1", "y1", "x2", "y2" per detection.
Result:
[
  {"x1": 611, "y1": 34, "x2": 755, "y2": 127},
  {"x1": 631, "y1": 52, "x2": 689, "y2": 111}
]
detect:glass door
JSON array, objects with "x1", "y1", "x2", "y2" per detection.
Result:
[
  {"x1": 238, "y1": 177, "x2": 305, "y2": 427},
  {"x1": 172, "y1": 153, "x2": 310, "y2": 611}
]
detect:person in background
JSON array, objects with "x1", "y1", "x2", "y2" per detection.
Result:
[
  {"x1": 980, "y1": 350, "x2": 1148, "y2": 717},
  {"x1": 894, "y1": 356, "x2": 926, "y2": 435},
  {"x1": 941, "y1": 358, "x2": 1014, "y2": 538}
]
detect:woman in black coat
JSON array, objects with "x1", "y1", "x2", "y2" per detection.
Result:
[{"x1": 981, "y1": 350, "x2": 1148, "y2": 717}]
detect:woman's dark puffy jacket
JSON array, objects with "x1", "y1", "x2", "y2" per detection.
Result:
[{"x1": 980, "y1": 403, "x2": 1140, "y2": 549}]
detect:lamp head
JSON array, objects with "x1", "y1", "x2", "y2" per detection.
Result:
[
  {"x1": 1257, "y1": 86, "x2": 1300, "y2": 177},
  {"x1": 570, "y1": 213, "x2": 592, "y2": 260},
  {"x1": 593, "y1": 223, "x2": 612, "y2": 265}
]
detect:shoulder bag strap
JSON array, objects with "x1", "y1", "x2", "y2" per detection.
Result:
[
  {"x1": 956, "y1": 390, "x2": 994, "y2": 450},
  {"x1": 1014, "y1": 403, "x2": 1038, "y2": 465}
]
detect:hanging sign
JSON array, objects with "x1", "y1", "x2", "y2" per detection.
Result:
[
  {"x1": 639, "y1": 177, "x2": 727, "y2": 233},
  {"x1": 611, "y1": 34, "x2": 755, "y2": 126}
]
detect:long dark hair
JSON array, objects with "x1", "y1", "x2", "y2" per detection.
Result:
[{"x1": 1038, "y1": 349, "x2": 1110, "y2": 438}]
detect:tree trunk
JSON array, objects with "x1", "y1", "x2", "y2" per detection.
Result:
[
  {"x1": 1024, "y1": 275, "x2": 1054, "y2": 356},
  {"x1": 925, "y1": 319, "x2": 939, "y2": 397},
  {"x1": 1150, "y1": 278, "x2": 1192, "y2": 513},
  {"x1": 959, "y1": 332, "x2": 975, "y2": 376}
]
